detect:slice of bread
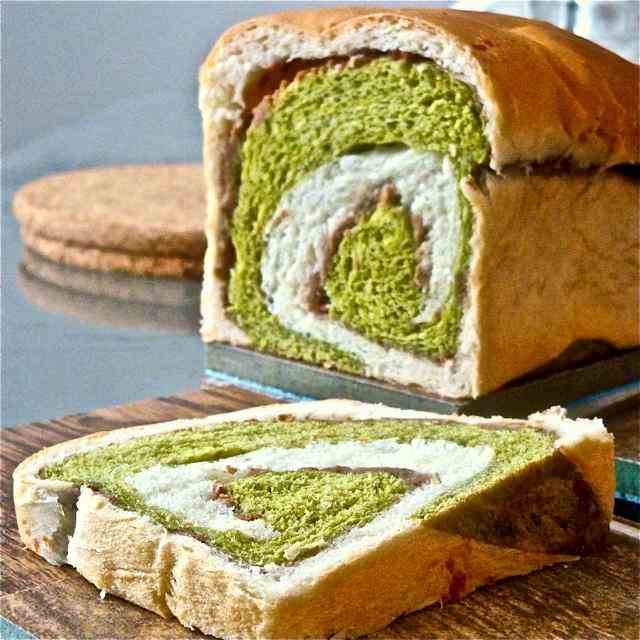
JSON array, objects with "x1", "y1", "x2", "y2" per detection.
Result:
[{"x1": 14, "y1": 400, "x2": 614, "y2": 639}]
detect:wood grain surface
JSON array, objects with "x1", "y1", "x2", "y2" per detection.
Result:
[{"x1": 1, "y1": 386, "x2": 639, "y2": 639}]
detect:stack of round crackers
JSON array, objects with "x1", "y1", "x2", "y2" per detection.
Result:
[{"x1": 13, "y1": 164, "x2": 207, "y2": 279}]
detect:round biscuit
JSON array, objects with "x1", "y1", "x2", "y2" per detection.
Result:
[{"x1": 13, "y1": 164, "x2": 206, "y2": 278}]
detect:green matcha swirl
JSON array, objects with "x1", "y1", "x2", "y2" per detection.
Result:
[
  {"x1": 229, "y1": 57, "x2": 489, "y2": 370},
  {"x1": 43, "y1": 418, "x2": 554, "y2": 566}
]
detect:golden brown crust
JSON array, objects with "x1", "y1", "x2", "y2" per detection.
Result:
[
  {"x1": 67, "y1": 489, "x2": 176, "y2": 618},
  {"x1": 68, "y1": 487, "x2": 573, "y2": 639},
  {"x1": 13, "y1": 164, "x2": 207, "y2": 267},
  {"x1": 258, "y1": 527, "x2": 573, "y2": 639},
  {"x1": 464, "y1": 168, "x2": 639, "y2": 396},
  {"x1": 202, "y1": 8, "x2": 639, "y2": 169}
]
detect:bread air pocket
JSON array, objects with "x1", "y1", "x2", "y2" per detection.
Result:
[{"x1": 199, "y1": 9, "x2": 639, "y2": 398}]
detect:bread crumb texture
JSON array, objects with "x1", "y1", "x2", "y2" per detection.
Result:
[
  {"x1": 229, "y1": 57, "x2": 488, "y2": 367},
  {"x1": 42, "y1": 418, "x2": 555, "y2": 566},
  {"x1": 326, "y1": 202, "x2": 462, "y2": 355}
]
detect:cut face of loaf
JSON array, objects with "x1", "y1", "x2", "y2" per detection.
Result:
[
  {"x1": 199, "y1": 8, "x2": 639, "y2": 398},
  {"x1": 14, "y1": 400, "x2": 614, "y2": 639}
]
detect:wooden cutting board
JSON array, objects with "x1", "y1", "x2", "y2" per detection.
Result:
[{"x1": 1, "y1": 386, "x2": 639, "y2": 640}]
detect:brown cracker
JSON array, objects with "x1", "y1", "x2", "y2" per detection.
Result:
[{"x1": 13, "y1": 164, "x2": 207, "y2": 278}]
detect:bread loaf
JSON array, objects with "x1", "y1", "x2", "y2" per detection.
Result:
[{"x1": 199, "y1": 8, "x2": 639, "y2": 398}]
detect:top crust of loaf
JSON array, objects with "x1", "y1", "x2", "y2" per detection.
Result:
[{"x1": 200, "y1": 7, "x2": 638, "y2": 170}]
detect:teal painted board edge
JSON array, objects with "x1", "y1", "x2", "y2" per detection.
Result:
[
  {"x1": 566, "y1": 380, "x2": 640, "y2": 418},
  {"x1": 205, "y1": 369, "x2": 314, "y2": 402},
  {"x1": 0, "y1": 617, "x2": 34, "y2": 640},
  {"x1": 616, "y1": 458, "x2": 640, "y2": 502}
]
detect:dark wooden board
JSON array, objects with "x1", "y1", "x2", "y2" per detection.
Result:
[{"x1": 1, "y1": 386, "x2": 639, "y2": 639}]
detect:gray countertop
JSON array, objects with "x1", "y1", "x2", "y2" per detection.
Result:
[
  {"x1": 4, "y1": 1, "x2": 426, "y2": 429},
  {"x1": 2, "y1": 2, "x2": 211, "y2": 429},
  {"x1": 0, "y1": 85, "x2": 207, "y2": 427},
  {"x1": 1, "y1": 185, "x2": 205, "y2": 428}
]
